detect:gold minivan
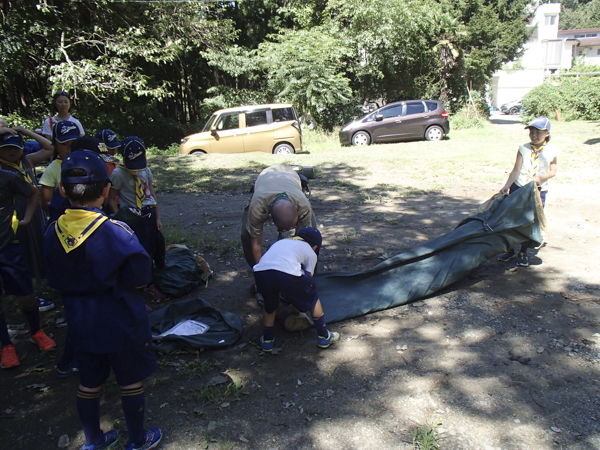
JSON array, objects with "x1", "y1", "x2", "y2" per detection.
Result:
[{"x1": 179, "y1": 103, "x2": 302, "y2": 155}]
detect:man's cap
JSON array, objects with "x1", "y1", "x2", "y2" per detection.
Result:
[
  {"x1": 121, "y1": 136, "x2": 147, "y2": 171},
  {"x1": 53, "y1": 120, "x2": 80, "y2": 143},
  {"x1": 525, "y1": 117, "x2": 551, "y2": 132},
  {"x1": 95, "y1": 129, "x2": 121, "y2": 149},
  {"x1": 71, "y1": 136, "x2": 107, "y2": 154},
  {"x1": 0, "y1": 133, "x2": 24, "y2": 150},
  {"x1": 61, "y1": 150, "x2": 109, "y2": 184},
  {"x1": 297, "y1": 227, "x2": 322, "y2": 254}
]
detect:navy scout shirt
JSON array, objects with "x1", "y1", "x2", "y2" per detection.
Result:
[{"x1": 44, "y1": 206, "x2": 153, "y2": 353}]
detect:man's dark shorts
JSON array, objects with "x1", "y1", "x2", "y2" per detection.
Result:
[
  {"x1": 254, "y1": 269, "x2": 319, "y2": 314},
  {"x1": 0, "y1": 243, "x2": 33, "y2": 296},
  {"x1": 77, "y1": 340, "x2": 157, "y2": 388}
]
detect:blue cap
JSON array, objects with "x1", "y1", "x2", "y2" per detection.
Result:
[
  {"x1": 53, "y1": 120, "x2": 80, "y2": 143},
  {"x1": 297, "y1": 227, "x2": 322, "y2": 255},
  {"x1": 121, "y1": 136, "x2": 147, "y2": 171},
  {"x1": 71, "y1": 136, "x2": 107, "y2": 154},
  {"x1": 61, "y1": 150, "x2": 109, "y2": 184},
  {"x1": 525, "y1": 117, "x2": 551, "y2": 132},
  {"x1": 95, "y1": 129, "x2": 121, "y2": 149},
  {"x1": 0, "y1": 133, "x2": 24, "y2": 149}
]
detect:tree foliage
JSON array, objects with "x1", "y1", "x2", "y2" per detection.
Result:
[
  {"x1": 560, "y1": 0, "x2": 600, "y2": 29},
  {"x1": 1, "y1": 0, "x2": 535, "y2": 141}
]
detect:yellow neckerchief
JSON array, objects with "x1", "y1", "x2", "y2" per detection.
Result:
[
  {"x1": 119, "y1": 164, "x2": 144, "y2": 208},
  {"x1": 0, "y1": 157, "x2": 34, "y2": 185},
  {"x1": 11, "y1": 206, "x2": 19, "y2": 235},
  {"x1": 528, "y1": 143, "x2": 545, "y2": 180},
  {"x1": 55, "y1": 208, "x2": 108, "y2": 253}
]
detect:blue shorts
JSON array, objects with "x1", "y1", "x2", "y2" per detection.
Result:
[
  {"x1": 254, "y1": 269, "x2": 319, "y2": 314},
  {"x1": 0, "y1": 243, "x2": 33, "y2": 296},
  {"x1": 76, "y1": 340, "x2": 157, "y2": 388},
  {"x1": 510, "y1": 183, "x2": 547, "y2": 207}
]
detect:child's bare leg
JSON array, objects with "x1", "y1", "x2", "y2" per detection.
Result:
[
  {"x1": 310, "y1": 299, "x2": 339, "y2": 347},
  {"x1": 310, "y1": 299, "x2": 328, "y2": 337},
  {"x1": 0, "y1": 294, "x2": 14, "y2": 348},
  {"x1": 17, "y1": 294, "x2": 40, "y2": 335},
  {"x1": 262, "y1": 307, "x2": 277, "y2": 346}
]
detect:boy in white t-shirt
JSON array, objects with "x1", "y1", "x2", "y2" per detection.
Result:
[
  {"x1": 498, "y1": 117, "x2": 559, "y2": 267},
  {"x1": 253, "y1": 227, "x2": 339, "y2": 351}
]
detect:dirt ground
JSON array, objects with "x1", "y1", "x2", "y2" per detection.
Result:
[{"x1": 1, "y1": 117, "x2": 600, "y2": 450}]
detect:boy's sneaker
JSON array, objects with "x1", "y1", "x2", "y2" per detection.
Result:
[
  {"x1": 37, "y1": 297, "x2": 55, "y2": 312},
  {"x1": 30, "y1": 329, "x2": 56, "y2": 351},
  {"x1": 317, "y1": 330, "x2": 340, "y2": 349},
  {"x1": 0, "y1": 345, "x2": 20, "y2": 369},
  {"x1": 126, "y1": 427, "x2": 163, "y2": 450},
  {"x1": 516, "y1": 252, "x2": 529, "y2": 267},
  {"x1": 82, "y1": 429, "x2": 119, "y2": 450},
  {"x1": 498, "y1": 251, "x2": 516, "y2": 262},
  {"x1": 260, "y1": 336, "x2": 274, "y2": 352},
  {"x1": 56, "y1": 361, "x2": 79, "y2": 379}
]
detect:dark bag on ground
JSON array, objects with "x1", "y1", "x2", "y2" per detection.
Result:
[
  {"x1": 152, "y1": 245, "x2": 212, "y2": 298},
  {"x1": 148, "y1": 297, "x2": 243, "y2": 353}
]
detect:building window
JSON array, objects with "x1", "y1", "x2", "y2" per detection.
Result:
[
  {"x1": 544, "y1": 15, "x2": 557, "y2": 26},
  {"x1": 546, "y1": 40, "x2": 562, "y2": 66},
  {"x1": 597, "y1": 49, "x2": 600, "y2": 55},
  {"x1": 578, "y1": 50, "x2": 583, "y2": 56}
]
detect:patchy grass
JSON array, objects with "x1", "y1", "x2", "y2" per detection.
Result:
[
  {"x1": 412, "y1": 420, "x2": 443, "y2": 450},
  {"x1": 190, "y1": 380, "x2": 245, "y2": 408},
  {"x1": 149, "y1": 119, "x2": 600, "y2": 194},
  {"x1": 178, "y1": 353, "x2": 216, "y2": 380},
  {"x1": 161, "y1": 223, "x2": 241, "y2": 257}
]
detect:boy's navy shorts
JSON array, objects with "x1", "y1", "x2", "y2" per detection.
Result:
[
  {"x1": 0, "y1": 243, "x2": 33, "y2": 296},
  {"x1": 254, "y1": 269, "x2": 319, "y2": 314},
  {"x1": 76, "y1": 340, "x2": 157, "y2": 388},
  {"x1": 130, "y1": 206, "x2": 157, "y2": 256}
]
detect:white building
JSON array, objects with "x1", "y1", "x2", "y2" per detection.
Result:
[
  {"x1": 490, "y1": 3, "x2": 579, "y2": 108},
  {"x1": 558, "y1": 27, "x2": 600, "y2": 65}
]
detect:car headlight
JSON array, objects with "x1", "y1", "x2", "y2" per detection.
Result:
[{"x1": 180, "y1": 138, "x2": 189, "y2": 144}]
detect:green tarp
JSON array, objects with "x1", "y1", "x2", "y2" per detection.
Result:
[{"x1": 315, "y1": 182, "x2": 545, "y2": 323}]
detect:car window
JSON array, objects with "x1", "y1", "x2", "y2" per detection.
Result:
[
  {"x1": 202, "y1": 114, "x2": 217, "y2": 132},
  {"x1": 215, "y1": 113, "x2": 240, "y2": 131},
  {"x1": 245, "y1": 110, "x2": 268, "y2": 127},
  {"x1": 405, "y1": 102, "x2": 426, "y2": 115},
  {"x1": 272, "y1": 107, "x2": 296, "y2": 122},
  {"x1": 380, "y1": 105, "x2": 403, "y2": 119},
  {"x1": 425, "y1": 101, "x2": 439, "y2": 112},
  {"x1": 364, "y1": 112, "x2": 378, "y2": 122}
]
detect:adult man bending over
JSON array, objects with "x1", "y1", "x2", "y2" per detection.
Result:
[{"x1": 241, "y1": 163, "x2": 316, "y2": 267}]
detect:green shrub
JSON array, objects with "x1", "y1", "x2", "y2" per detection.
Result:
[
  {"x1": 449, "y1": 107, "x2": 487, "y2": 130},
  {"x1": 522, "y1": 77, "x2": 600, "y2": 121}
]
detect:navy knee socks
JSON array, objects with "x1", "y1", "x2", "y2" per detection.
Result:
[
  {"x1": 312, "y1": 314, "x2": 329, "y2": 337},
  {"x1": 0, "y1": 312, "x2": 13, "y2": 347},
  {"x1": 121, "y1": 386, "x2": 146, "y2": 446},
  {"x1": 77, "y1": 389, "x2": 103, "y2": 446}
]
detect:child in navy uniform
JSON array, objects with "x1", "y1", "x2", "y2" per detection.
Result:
[
  {"x1": 44, "y1": 150, "x2": 162, "y2": 450},
  {"x1": 253, "y1": 227, "x2": 339, "y2": 351},
  {"x1": 0, "y1": 166, "x2": 56, "y2": 369}
]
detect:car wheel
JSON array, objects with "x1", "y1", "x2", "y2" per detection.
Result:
[
  {"x1": 351, "y1": 131, "x2": 370, "y2": 146},
  {"x1": 425, "y1": 125, "x2": 444, "y2": 141},
  {"x1": 189, "y1": 150, "x2": 206, "y2": 156},
  {"x1": 273, "y1": 143, "x2": 294, "y2": 155},
  {"x1": 509, "y1": 107, "x2": 520, "y2": 115}
]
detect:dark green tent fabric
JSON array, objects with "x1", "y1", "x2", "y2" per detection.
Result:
[
  {"x1": 148, "y1": 297, "x2": 243, "y2": 353},
  {"x1": 315, "y1": 182, "x2": 544, "y2": 323}
]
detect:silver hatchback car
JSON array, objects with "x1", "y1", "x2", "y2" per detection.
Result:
[{"x1": 339, "y1": 100, "x2": 450, "y2": 146}]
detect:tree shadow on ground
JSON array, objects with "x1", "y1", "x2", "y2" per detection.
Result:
[{"x1": 1, "y1": 162, "x2": 599, "y2": 449}]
